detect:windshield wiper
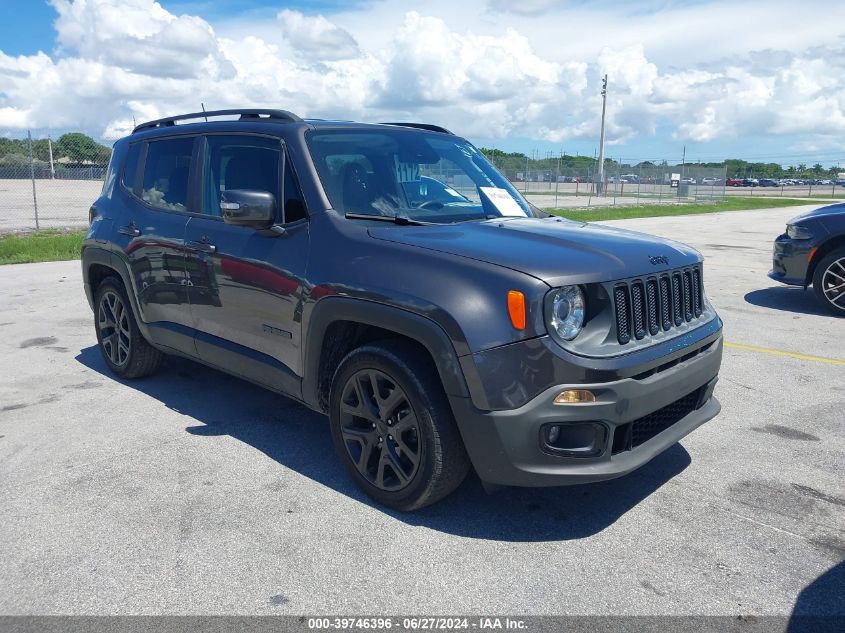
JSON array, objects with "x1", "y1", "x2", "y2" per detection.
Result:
[{"x1": 344, "y1": 213, "x2": 434, "y2": 226}]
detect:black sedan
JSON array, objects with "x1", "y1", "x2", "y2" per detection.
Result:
[{"x1": 770, "y1": 203, "x2": 845, "y2": 316}]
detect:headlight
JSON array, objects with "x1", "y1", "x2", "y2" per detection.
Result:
[
  {"x1": 546, "y1": 285, "x2": 585, "y2": 341},
  {"x1": 787, "y1": 224, "x2": 813, "y2": 240}
]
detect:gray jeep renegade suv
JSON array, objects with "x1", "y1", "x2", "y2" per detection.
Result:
[{"x1": 82, "y1": 109, "x2": 722, "y2": 510}]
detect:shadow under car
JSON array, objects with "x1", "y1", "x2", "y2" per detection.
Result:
[
  {"x1": 75, "y1": 345, "x2": 692, "y2": 542},
  {"x1": 745, "y1": 286, "x2": 832, "y2": 317}
]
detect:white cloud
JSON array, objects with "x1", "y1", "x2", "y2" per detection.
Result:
[
  {"x1": 277, "y1": 10, "x2": 360, "y2": 62},
  {"x1": 0, "y1": 0, "x2": 843, "y2": 156},
  {"x1": 487, "y1": 0, "x2": 563, "y2": 15},
  {"x1": 50, "y1": 0, "x2": 234, "y2": 80}
]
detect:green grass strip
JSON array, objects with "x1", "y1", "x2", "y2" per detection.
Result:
[
  {"x1": 0, "y1": 230, "x2": 86, "y2": 265},
  {"x1": 549, "y1": 196, "x2": 832, "y2": 222}
]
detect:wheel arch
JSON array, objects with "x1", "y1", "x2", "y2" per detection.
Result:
[
  {"x1": 302, "y1": 297, "x2": 470, "y2": 413},
  {"x1": 82, "y1": 246, "x2": 150, "y2": 339},
  {"x1": 807, "y1": 234, "x2": 845, "y2": 286}
]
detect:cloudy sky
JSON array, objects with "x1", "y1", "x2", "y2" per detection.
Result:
[{"x1": 1, "y1": 0, "x2": 844, "y2": 164}]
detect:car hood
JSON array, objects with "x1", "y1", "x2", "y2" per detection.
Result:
[
  {"x1": 368, "y1": 217, "x2": 701, "y2": 286},
  {"x1": 790, "y1": 202, "x2": 845, "y2": 224}
]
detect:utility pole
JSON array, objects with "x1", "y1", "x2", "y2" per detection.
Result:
[
  {"x1": 47, "y1": 135, "x2": 55, "y2": 179},
  {"x1": 555, "y1": 151, "x2": 561, "y2": 207},
  {"x1": 27, "y1": 130, "x2": 40, "y2": 230},
  {"x1": 596, "y1": 74, "x2": 608, "y2": 196},
  {"x1": 524, "y1": 153, "x2": 529, "y2": 194}
]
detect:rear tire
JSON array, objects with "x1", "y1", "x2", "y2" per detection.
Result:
[
  {"x1": 329, "y1": 340, "x2": 470, "y2": 511},
  {"x1": 94, "y1": 276, "x2": 163, "y2": 378},
  {"x1": 812, "y1": 248, "x2": 845, "y2": 317}
]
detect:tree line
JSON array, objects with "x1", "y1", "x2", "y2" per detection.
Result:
[
  {"x1": 0, "y1": 133, "x2": 112, "y2": 169},
  {"x1": 478, "y1": 148, "x2": 842, "y2": 179},
  {"x1": 0, "y1": 134, "x2": 837, "y2": 179}
]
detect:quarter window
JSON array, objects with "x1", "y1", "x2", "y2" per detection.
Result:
[
  {"x1": 141, "y1": 137, "x2": 194, "y2": 212},
  {"x1": 122, "y1": 143, "x2": 141, "y2": 192}
]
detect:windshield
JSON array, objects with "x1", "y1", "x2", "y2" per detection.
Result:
[{"x1": 307, "y1": 129, "x2": 534, "y2": 223}]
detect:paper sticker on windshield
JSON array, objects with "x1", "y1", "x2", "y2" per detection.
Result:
[
  {"x1": 479, "y1": 187, "x2": 527, "y2": 217},
  {"x1": 394, "y1": 156, "x2": 421, "y2": 183}
]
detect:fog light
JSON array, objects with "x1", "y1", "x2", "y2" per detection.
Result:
[
  {"x1": 554, "y1": 389, "x2": 596, "y2": 404},
  {"x1": 540, "y1": 421, "x2": 607, "y2": 457}
]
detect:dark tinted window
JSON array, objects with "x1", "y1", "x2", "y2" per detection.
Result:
[
  {"x1": 141, "y1": 137, "x2": 194, "y2": 212},
  {"x1": 203, "y1": 135, "x2": 279, "y2": 218},
  {"x1": 121, "y1": 143, "x2": 141, "y2": 191},
  {"x1": 283, "y1": 160, "x2": 307, "y2": 223}
]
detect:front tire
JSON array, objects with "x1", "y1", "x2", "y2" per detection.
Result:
[
  {"x1": 94, "y1": 277, "x2": 163, "y2": 378},
  {"x1": 812, "y1": 248, "x2": 845, "y2": 316},
  {"x1": 329, "y1": 340, "x2": 470, "y2": 511}
]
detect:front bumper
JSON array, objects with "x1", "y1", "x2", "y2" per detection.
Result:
[
  {"x1": 769, "y1": 233, "x2": 813, "y2": 287},
  {"x1": 450, "y1": 333, "x2": 723, "y2": 487}
]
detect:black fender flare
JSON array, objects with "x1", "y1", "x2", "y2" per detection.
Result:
[
  {"x1": 81, "y1": 245, "x2": 154, "y2": 342},
  {"x1": 301, "y1": 296, "x2": 470, "y2": 411}
]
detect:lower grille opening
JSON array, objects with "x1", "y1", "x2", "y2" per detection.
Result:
[{"x1": 611, "y1": 386, "x2": 704, "y2": 454}]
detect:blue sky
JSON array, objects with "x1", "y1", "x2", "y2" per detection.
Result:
[
  {"x1": 1, "y1": 0, "x2": 844, "y2": 166},
  {"x1": 0, "y1": 0, "x2": 57, "y2": 57}
]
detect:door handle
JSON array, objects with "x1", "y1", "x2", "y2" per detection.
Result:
[
  {"x1": 188, "y1": 239, "x2": 217, "y2": 254},
  {"x1": 118, "y1": 224, "x2": 141, "y2": 237}
]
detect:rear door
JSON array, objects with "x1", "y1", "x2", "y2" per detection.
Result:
[
  {"x1": 184, "y1": 133, "x2": 310, "y2": 391},
  {"x1": 113, "y1": 135, "x2": 197, "y2": 352}
]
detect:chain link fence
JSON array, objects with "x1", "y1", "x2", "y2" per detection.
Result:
[
  {"x1": 483, "y1": 149, "x2": 845, "y2": 209},
  {"x1": 0, "y1": 130, "x2": 109, "y2": 232},
  {"x1": 482, "y1": 150, "x2": 731, "y2": 210},
  {"x1": 2, "y1": 131, "x2": 843, "y2": 232}
]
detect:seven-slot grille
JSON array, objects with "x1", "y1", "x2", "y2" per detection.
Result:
[{"x1": 614, "y1": 265, "x2": 704, "y2": 344}]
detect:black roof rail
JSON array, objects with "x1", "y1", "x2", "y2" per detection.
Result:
[
  {"x1": 380, "y1": 122, "x2": 454, "y2": 135},
  {"x1": 132, "y1": 109, "x2": 303, "y2": 134}
]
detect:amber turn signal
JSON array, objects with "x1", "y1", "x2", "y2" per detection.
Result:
[
  {"x1": 507, "y1": 290, "x2": 526, "y2": 330},
  {"x1": 553, "y1": 389, "x2": 596, "y2": 404}
]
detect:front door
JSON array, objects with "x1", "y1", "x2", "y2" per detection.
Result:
[{"x1": 184, "y1": 134, "x2": 310, "y2": 390}]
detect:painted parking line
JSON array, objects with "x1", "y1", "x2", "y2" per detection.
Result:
[{"x1": 725, "y1": 341, "x2": 845, "y2": 366}]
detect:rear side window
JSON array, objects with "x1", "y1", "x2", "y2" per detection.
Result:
[
  {"x1": 141, "y1": 137, "x2": 194, "y2": 212},
  {"x1": 121, "y1": 143, "x2": 141, "y2": 191}
]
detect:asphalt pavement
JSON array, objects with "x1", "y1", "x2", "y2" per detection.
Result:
[{"x1": 0, "y1": 204, "x2": 842, "y2": 616}]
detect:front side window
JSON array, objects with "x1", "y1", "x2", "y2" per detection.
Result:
[
  {"x1": 307, "y1": 129, "x2": 532, "y2": 223},
  {"x1": 202, "y1": 135, "x2": 307, "y2": 223},
  {"x1": 141, "y1": 137, "x2": 194, "y2": 212},
  {"x1": 202, "y1": 135, "x2": 280, "y2": 218}
]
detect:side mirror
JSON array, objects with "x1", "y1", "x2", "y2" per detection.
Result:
[{"x1": 221, "y1": 190, "x2": 275, "y2": 229}]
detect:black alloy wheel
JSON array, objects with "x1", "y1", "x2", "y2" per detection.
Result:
[
  {"x1": 813, "y1": 249, "x2": 845, "y2": 316},
  {"x1": 338, "y1": 368, "x2": 421, "y2": 491},
  {"x1": 94, "y1": 277, "x2": 163, "y2": 378},
  {"x1": 328, "y1": 341, "x2": 470, "y2": 511}
]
